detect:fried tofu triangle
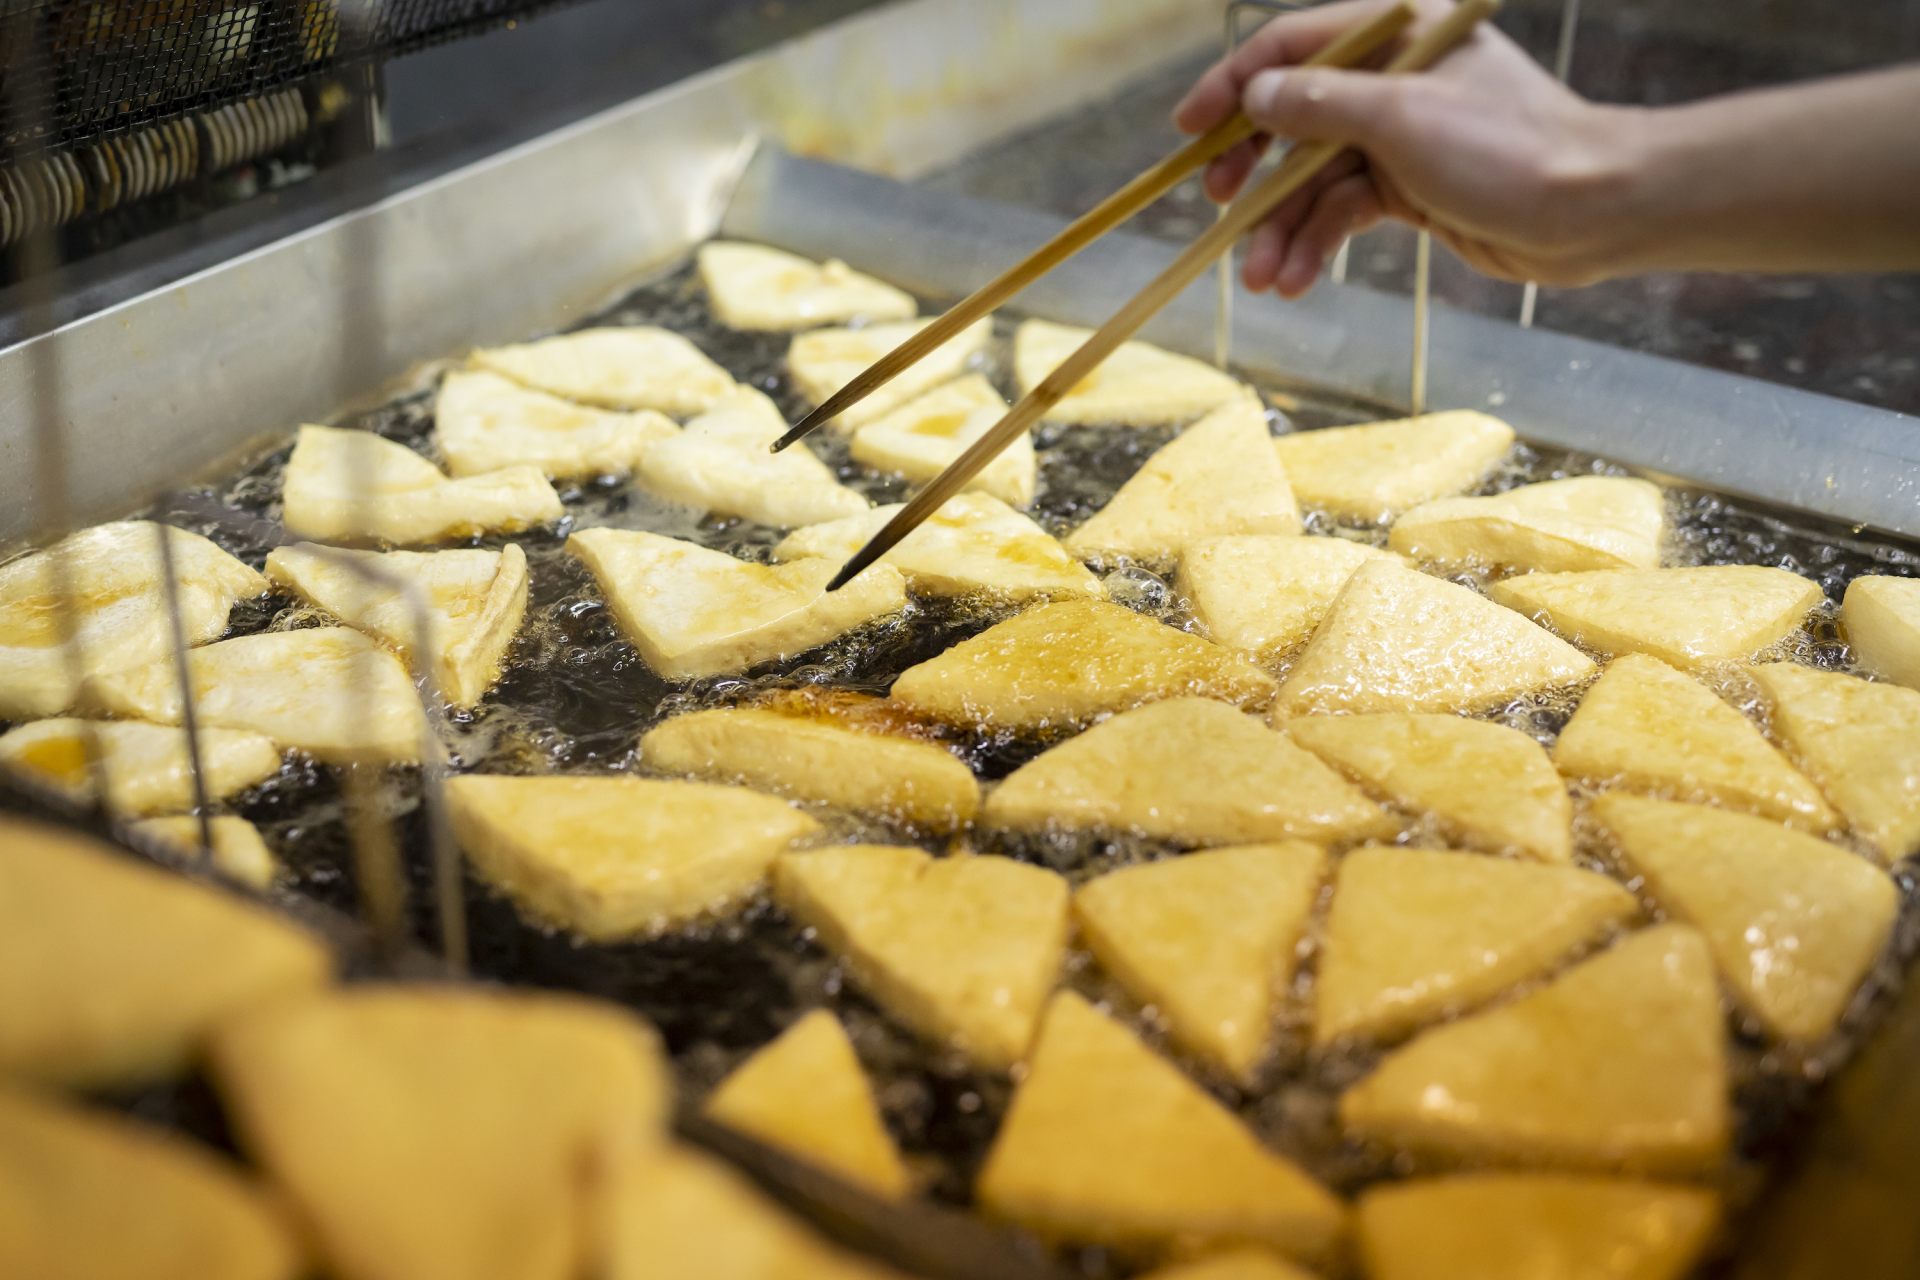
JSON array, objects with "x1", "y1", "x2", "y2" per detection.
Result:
[
  {"x1": 281, "y1": 425, "x2": 561, "y2": 546},
  {"x1": 0, "y1": 717, "x2": 281, "y2": 817},
  {"x1": 1273, "y1": 411, "x2": 1514, "y2": 522},
  {"x1": 1389, "y1": 475, "x2": 1665, "y2": 572},
  {"x1": 1844, "y1": 575, "x2": 1920, "y2": 690},
  {"x1": 470, "y1": 325, "x2": 735, "y2": 417},
  {"x1": 434, "y1": 368, "x2": 678, "y2": 479},
  {"x1": 1013, "y1": 318, "x2": 1249, "y2": 427},
  {"x1": 700, "y1": 242, "x2": 916, "y2": 332},
  {"x1": 793, "y1": 317, "x2": 992, "y2": 433}
]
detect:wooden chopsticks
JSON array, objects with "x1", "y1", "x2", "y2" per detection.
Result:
[
  {"x1": 825, "y1": 0, "x2": 1499, "y2": 592},
  {"x1": 769, "y1": 0, "x2": 1419, "y2": 454}
]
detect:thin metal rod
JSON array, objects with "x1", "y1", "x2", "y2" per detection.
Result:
[
  {"x1": 149, "y1": 523, "x2": 216, "y2": 862},
  {"x1": 1411, "y1": 227, "x2": 1432, "y2": 412},
  {"x1": 1519, "y1": 0, "x2": 1580, "y2": 328}
]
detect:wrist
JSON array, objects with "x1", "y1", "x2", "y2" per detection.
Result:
[{"x1": 1538, "y1": 102, "x2": 1667, "y2": 282}]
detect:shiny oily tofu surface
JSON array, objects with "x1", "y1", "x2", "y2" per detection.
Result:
[
  {"x1": 699, "y1": 241, "x2": 916, "y2": 332},
  {"x1": 81, "y1": 627, "x2": 430, "y2": 766},
  {"x1": 0, "y1": 816, "x2": 332, "y2": 1091},
  {"x1": 772, "y1": 844, "x2": 1069, "y2": 1071},
  {"x1": 984, "y1": 697, "x2": 1395, "y2": 847},
  {"x1": 849, "y1": 372, "x2": 1037, "y2": 508},
  {"x1": 1176, "y1": 534, "x2": 1397, "y2": 659},
  {"x1": 1136, "y1": 1251, "x2": 1319, "y2": 1280},
  {"x1": 0, "y1": 717, "x2": 281, "y2": 818},
  {"x1": 266, "y1": 542, "x2": 529, "y2": 709},
  {"x1": 0, "y1": 1087, "x2": 300, "y2": 1280},
  {"x1": 0, "y1": 520, "x2": 267, "y2": 720},
  {"x1": 790, "y1": 315, "x2": 993, "y2": 432},
  {"x1": 128, "y1": 815, "x2": 279, "y2": 892},
  {"x1": 889, "y1": 598, "x2": 1276, "y2": 731},
  {"x1": 434, "y1": 368, "x2": 678, "y2": 479},
  {"x1": 1064, "y1": 398, "x2": 1300, "y2": 565},
  {"x1": 1339, "y1": 925, "x2": 1730, "y2": 1174},
  {"x1": 1488, "y1": 565, "x2": 1822, "y2": 670},
  {"x1": 569, "y1": 527, "x2": 906, "y2": 680},
  {"x1": 1271, "y1": 411, "x2": 1515, "y2": 522},
  {"x1": 1013, "y1": 317, "x2": 1249, "y2": 427},
  {"x1": 1388, "y1": 475, "x2": 1666, "y2": 572},
  {"x1": 1844, "y1": 574, "x2": 1920, "y2": 690},
  {"x1": 446, "y1": 774, "x2": 820, "y2": 940},
  {"x1": 280, "y1": 425, "x2": 562, "y2": 547},
  {"x1": 1073, "y1": 842, "x2": 1327, "y2": 1085},
  {"x1": 976, "y1": 992, "x2": 1345, "y2": 1265},
  {"x1": 1272, "y1": 560, "x2": 1595, "y2": 716},
  {"x1": 634, "y1": 386, "x2": 870, "y2": 528},
  {"x1": 210, "y1": 987, "x2": 670, "y2": 1280},
  {"x1": 469, "y1": 325, "x2": 736, "y2": 416},
  {"x1": 1595, "y1": 794, "x2": 1897, "y2": 1041}
]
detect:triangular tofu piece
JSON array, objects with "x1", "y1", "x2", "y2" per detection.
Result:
[
  {"x1": 634, "y1": 386, "x2": 870, "y2": 528},
  {"x1": 0, "y1": 816, "x2": 331, "y2": 1090},
  {"x1": 1339, "y1": 925, "x2": 1730, "y2": 1173},
  {"x1": 435, "y1": 368, "x2": 678, "y2": 479},
  {"x1": 776, "y1": 493, "x2": 1100, "y2": 602},
  {"x1": 1389, "y1": 475, "x2": 1665, "y2": 572},
  {"x1": 1488, "y1": 566, "x2": 1821, "y2": 669},
  {"x1": 128, "y1": 815, "x2": 279, "y2": 891},
  {"x1": 1356, "y1": 1174, "x2": 1719, "y2": 1280},
  {"x1": 1554, "y1": 654, "x2": 1836, "y2": 829},
  {"x1": 1272, "y1": 411, "x2": 1514, "y2": 522},
  {"x1": 569, "y1": 528, "x2": 906, "y2": 679},
  {"x1": 1139, "y1": 1251, "x2": 1319, "y2": 1280},
  {"x1": 209, "y1": 987, "x2": 670, "y2": 1280},
  {"x1": 1074, "y1": 842, "x2": 1327, "y2": 1084},
  {"x1": 1065, "y1": 399, "x2": 1300, "y2": 565},
  {"x1": 82, "y1": 628, "x2": 430, "y2": 766},
  {"x1": 1594, "y1": 794, "x2": 1897, "y2": 1041},
  {"x1": 889, "y1": 599, "x2": 1276, "y2": 730},
  {"x1": 984, "y1": 697, "x2": 1395, "y2": 846},
  {"x1": 976, "y1": 992, "x2": 1345, "y2": 1264},
  {"x1": 0, "y1": 717, "x2": 281, "y2": 817},
  {"x1": 790, "y1": 316, "x2": 992, "y2": 432},
  {"x1": 703, "y1": 1010, "x2": 909, "y2": 1198},
  {"x1": 1845, "y1": 575, "x2": 1920, "y2": 690},
  {"x1": 1176, "y1": 535, "x2": 1397, "y2": 659},
  {"x1": 699, "y1": 241, "x2": 916, "y2": 331},
  {"x1": 470, "y1": 325, "x2": 736, "y2": 415},
  {"x1": 1273, "y1": 560, "x2": 1594, "y2": 715},
  {"x1": 1315, "y1": 846, "x2": 1637, "y2": 1045},
  {"x1": 0, "y1": 520, "x2": 266, "y2": 719},
  {"x1": 447, "y1": 775, "x2": 820, "y2": 939},
  {"x1": 0, "y1": 1087, "x2": 300, "y2": 1280},
  {"x1": 849, "y1": 373, "x2": 1037, "y2": 508},
  {"x1": 1748, "y1": 663, "x2": 1920, "y2": 862},
  {"x1": 265, "y1": 542, "x2": 529, "y2": 709},
  {"x1": 772, "y1": 844, "x2": 1069, "y2": 1070},
  {"x1": 1014, "y1": 318, "x2": 1249, "y2": 426},
  {"x1": 1287, "y1": 714, "x2": 1572, "y2": 863},
  {"x1": 281, "y1": 425, "x2": 562, "y2": 547}
]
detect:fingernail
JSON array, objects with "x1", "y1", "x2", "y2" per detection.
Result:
[{"x1": 1245, "y1": 69, "x2": 1287, "y2": 117}]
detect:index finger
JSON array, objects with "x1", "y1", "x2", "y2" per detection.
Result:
[{"x1": 1172, "y1": 0, "x2": 1410, "y2": 133}]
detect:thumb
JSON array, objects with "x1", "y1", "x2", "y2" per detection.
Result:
[{"x1": 1242, "y1": 66, "x2": 1406, "y2": 150}]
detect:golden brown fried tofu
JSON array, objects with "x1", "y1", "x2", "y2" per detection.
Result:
[
  {"x1": 1389, "y1": 475, "x2": 1665, "y2": 572},
  {"x1": 1176, "y1": 534, "x2": 1398, "y2": 659},
  {"x1": 848, "y1": 373, "x2": 1035, "y2": 507},
  {"x1": 1013, "y1": 318, "x2": 1249, "y2": 427},
  {"x1": 1271, "y1": 411, "x2": 1514, "y2": 522},
  {"x1": 699, "y1": 242, "x2": 916, "y2": 332},
  {"x1": 0, "y1": 718, "x2": 281, "y2": 817},
  {"x1": 434, "y1": 368, "x2": 678, "y2": 479},
  {"x1": 127, "y1": 815, "x2": 278, "y2": 892},
  {"x1": 1137, "y1": 1251, "x2": 1319, "y2": 1280},
  {"x1": 1844, "y1": 575, "x2": 1920, "y2": 690},
  {"x1": 790, "y1": 316, "x2": 992, "y2": 433},
  {"x1": 470, "y1": 325, "x2": 736, "y2": 416},
  {"x1": 634, "y1": 387, "x2": 870, "y2": 528}
]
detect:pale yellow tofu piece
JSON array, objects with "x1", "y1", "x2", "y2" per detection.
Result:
[
  {"x1": 1340, "y1": 925, "x2": 1729, "y2": 1174},
  {"x1": 790, "y1": 316, "x2": 992, "y2": 432},
  {"x1": 1843, "y1": 574, "x2": 1920, "y2": 691},
  {"x1": 633, "y1": 386, "x2": 870, "y2": 528},
  {"x1": 772, "y1": 844, "x2": 1069, "y2": 1070},
  {"x1": 265, "y1": 542, "x2": 529, "y2": 709},
  {"x1": 776, "y1": 493, "x2": 1101, "y2": 603},
  {"x1": 1273, "y1": 560, "x2": 1594, "y2": 715},
  {"x1": 976, "y1": 992, "x2": 1345, "y2": 1264},
  {"x1": 1594, "y1": 793, "x2": 1896, "y2": 1041},
  {"x1": 470, "y1": 325, "x2": 736, "y2": 416},
  {"x1": 82, "y1": 628, "x2": 430, "y2": 766},
  {"x1": 1356, "y1": 1174, "x2": 1719, "y2": 1280},
  {"x1": 0, "y1": 520, "x2": 267, "y2": 719},
  {"x1": 849, "y1": 373, "x2": 1036, "y2": 508},
  {"x1": 0, "y1": 1087, "x2": 300, "y2": 1280},
  {"x1": 569, "y1": 528, "x2": 906, "y2": 680},
  {"x1": 984, "y1": 697, "x2": 1395, "y2": 846},
  {"x1": 1272, "y1": 411, "x2": 1515, "y2": 522},
  {"x1": 889, "y1": 599, "x2": 1276, "y2": 731},
  {"x1": 1748, "y1": 662, "x2": 1920, "y2": 862},
  {"x1": 1065, "y1": 398, "x2": 1300, "y2": 565},
  {"x1": 699, "y1": 241, "x2": 916, "y2": 332},
  {"x1": 280, "y1": 425, "x2": 562, "y2": 547},
  {"x1": 446, "y1": 775, "x2": 820, "y2": 940},
  {"x1": 1287, "y1": 713, "x2": 1572, "y2": 864},
  {"x1": 1315, "y1": 846, "x2": 1637, "y2": 1045},
  {"x1": 1074, "y1": 842, "x2": 1326, "y2": 1084},
  {"x1": 1554, "y1": 653, "x2": 1836, "y2": 829},
  {"x1": 210, "y1": 987, "x2": 670, "y2": 1280},
  {"x1": 1488, "y1": 565, "x2": 1822, "y2": 669},
  {"x1": 0, "y1": 718, "x2": 281, "y2": 817},
  {"x1": 703, "y1": 1010, "x2": 909, "y2": 1198},
  {"x1": 128, "y1": 815, "x2": 279, "y2": 892},
  {"x1": 435, "y1": 368, "x2": 678, "y2": 479},
  {"x1": 0, "y1": 815, "x2": 332, "y2": 1090},
  {"x1": 1014, "y1": 318, "x2": 1250, "y2": 426},
  {"x1": 1389, "y1": 475, "x2": 1665, "y2": 572},
  {"x1": 1138, "y1": 1250, "x2": 1319, "y2": 1280},
  {"x1": 1176, "y1": 535, "x2": 1397, "y2": 659}
]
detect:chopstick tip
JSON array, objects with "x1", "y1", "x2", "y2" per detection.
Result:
[{"x1": 771, "y1": 407, "x2": 831, "y2": 453}]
